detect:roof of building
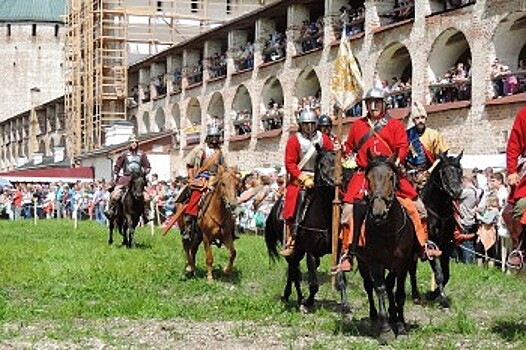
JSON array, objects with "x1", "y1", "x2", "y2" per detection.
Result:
[{"x1": 0, "y1": 0, "x2": 66, "y2": 23}]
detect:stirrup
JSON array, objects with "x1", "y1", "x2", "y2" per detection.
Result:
[
  {"x1": 507, "y1": 250, "x2": 524, "y2": 270},
  {"x1": 424, "y1": 240, "x2": 442, "y2": 260}
]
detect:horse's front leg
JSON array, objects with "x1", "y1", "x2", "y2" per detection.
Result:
[
  {"x1": 428, "y1": 257, "x2": 450, "y2": 309},
  {"x1": 223, "y1": 231, "x2": 237, "y2": 277},
  {"x1": 370, "y1": 263, "x2": 392, "y2": 337},
  {"x1": 203, "y1": 237, "x2": 214, "y2": 282},
  {"x1": 108, "y1": 220, "x2": 114, "y2": 245},
  {"x1": 302, "y1": 252, "x2": 319, "y2": 310},
  {"x1": 394, "y1": 271, "x2": 409, "y2": 336},
  {"x1": 409, "y1": 258, "x2": 421, "y2": 303}
]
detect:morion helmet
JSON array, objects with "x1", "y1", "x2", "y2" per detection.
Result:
[
  {"x1": 128, "y1": 134, "x2": 138, "y2": 143},
  {"x1": 317, "y1": 114, "x2": 332, "y2": 127},
  {"x1": 206, "y1": 125, "x2": 222, "y2": 137},
  {"x1": 297, "y1": 108, "x2": 317, "y2": 124},
  {"x1": 363, "y1": 87, "x2": 386, "y2": 101}
]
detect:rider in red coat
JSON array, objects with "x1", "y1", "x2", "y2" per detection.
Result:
[
  {"x1": 338, "y1": 88, "x2": 440, "y2": 271},
  {"x1": 505, "y1": 106, "x2": 526, "y2": 267},
  {"x1": 281, "y1": 109, "x2": 335, "y2": 256}
]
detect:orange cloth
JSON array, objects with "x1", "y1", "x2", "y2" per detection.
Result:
[
  {"x1": 520, "y1": 208, "x2": 526, "y2": 225},
  {"x1": 341, "y1": 197, "x2": 427, "y2": 249},
  {"x1": 397, "y1": 197, "x2": 427, "y2": 247}
]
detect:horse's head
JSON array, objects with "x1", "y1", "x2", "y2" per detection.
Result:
[
  {"x1": 434, "y1": 150, "x2": 464, "y2": 200},
  {"x1": 130, "y1": 172, "x2": 146, "y2": 200},
  {"x1": 365, "y1": 151, "x2": 399, "y2": 223},
  {"x1": 216, "y1": 166, "x2": 238, "y2": 211},
  {"x1": 315, "y1": 145, "x2": 336, "y2": 188}
]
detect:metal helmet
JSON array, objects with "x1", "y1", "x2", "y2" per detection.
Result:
[
  {"x1": 298, "y1": 109, "x2": 317, "y2": 124},
  {"x1": 128, "y1": 134, "x2": 138, "y2": 143},
  {"x1": 317, "y1": 114, "x2": 332, "y2": 127},
  {"x1": 206, "y1": 125, "x2": 222, "y2": 137},
  {"x1": 363, "y1": 87, "x2": 386, "y2": 101}
]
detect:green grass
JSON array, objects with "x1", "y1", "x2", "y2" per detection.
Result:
[{"x1": 0, "y1": 220, "x2": 525, "y2": 348}]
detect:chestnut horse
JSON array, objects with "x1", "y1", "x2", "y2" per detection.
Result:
[{"x1": 182, "y1": 166, "x2": 238, "y2": 282}]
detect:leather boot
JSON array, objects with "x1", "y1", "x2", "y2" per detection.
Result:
[{"x1": 281, "y1": 221, "x2": 296, "y2": 257}]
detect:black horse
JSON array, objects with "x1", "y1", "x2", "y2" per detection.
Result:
[
  {"x1": 265, "y1": 148, "x2": 350, "y2": 313},
  {"x1": 357, "y1": 153, "x2": 418, "y2": 338},
  {"x1": 410, "y1": 150, "x2": 463, "y2": 308},
  {"x1": 108, "y1": 172, "x2": 146, "y2": 248}
]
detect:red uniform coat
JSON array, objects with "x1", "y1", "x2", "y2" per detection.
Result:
[
  {"x1": 283, "y1": 133, "x2": 334, "y2": 220},
  {"x1": 506, "y1": 107, "x2": 526, "y2": 202},
  {"x1": 343, "y1": 114, "x2": 418, "y2": 203}
]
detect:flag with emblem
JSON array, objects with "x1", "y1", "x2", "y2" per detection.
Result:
[{"x1": 330, "y1": 30, "x2": 364, "y2": 111}]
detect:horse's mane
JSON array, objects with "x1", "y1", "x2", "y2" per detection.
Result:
[{"x1": 364, "y1": 155, "x2": 398, "y2": 175}]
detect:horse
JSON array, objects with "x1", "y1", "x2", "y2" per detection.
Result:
[
  {"x1": 183, "y1": 165, "x2": 238, "y2": 282},
  {"x1": 410, "y1": 151, "x2": 464, "y2": 308},
  {"x1": 108, "y1": 172, "x2": 146, "y2": 248},
  {"x1": 356, "y1": 152, "x2": 417, "y2": 338},
  {"x1": 265, "y1": 148, "x2": 350, "y2": 314}
]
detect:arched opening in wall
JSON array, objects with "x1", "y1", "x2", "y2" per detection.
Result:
[
  {"x1": 170, "y1": 104, "x2": 181, "y2": 145},
  {"x1": 376, "y1": 42, "x2": 412, "y2": 109},
  {"x1": 186, "y1": 98, "x2": 202, "y2": 146},
  {"x1": 294, "y1": 66, "x2": 321, "y2": 121},
  {"x1": 142, "y1": 112, "x2": 151, "y2": 133},
  {"x1": 261, "y1": 76, "x2": 284, "y2": 131},
  {"x1": 295, "y1": 0, "x2": 325, "y2": 54},
  {"x1": 206, "y1": 92, "x2": 225, "y2": 135},
  {"x1": 232, "y1": 85, "x2": 253, "y2": 136},
  {"x1": 154, "y1": 108, "x2": 166, "y2": 132},
  {"x1": 492, "y1": 13, "x2": 526, "y2": 98},
  {"x1": 428, "y1": 28, "x2": 472, "y2": 105}
]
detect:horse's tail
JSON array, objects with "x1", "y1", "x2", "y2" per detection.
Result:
[{"x1": 264, "y1": 199, "x2": 283, "y2": 262}]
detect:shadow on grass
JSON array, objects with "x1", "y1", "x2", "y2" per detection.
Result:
[
  {"x1": 180, "y1": 266, "x2": 242, "y2": 285},
  {"x1": 133, "y1": 242, "x2": 153, "y2": 250},
  {"x1": 491, "y1": 320, "x2": 526, "y2": 342}
]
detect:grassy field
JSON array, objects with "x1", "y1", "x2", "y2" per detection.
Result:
[{"x1": 0, "y1": 220, "x2": 525, "y2": 349}]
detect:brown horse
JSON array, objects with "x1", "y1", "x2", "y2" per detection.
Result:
[
  {"x1": 182, "y1": 166, "x2": 238, "y2": 282},
  {"x1": 357, "y1": 152, "x2": 418, "y2": 339}
]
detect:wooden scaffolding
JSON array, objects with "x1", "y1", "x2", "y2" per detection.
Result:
[{"x1": 65, "y1": 0, "x2": 268, "y2": 156}]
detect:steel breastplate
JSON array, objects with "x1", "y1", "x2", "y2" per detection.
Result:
[
  {"x1": 125, "y1": 153, "x2": 142, "y2": 175},
  {"x1": 297, "y1": 131, "x2": 323, "y2": 173}
]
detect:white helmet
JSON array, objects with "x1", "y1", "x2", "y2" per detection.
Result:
[
  {"x1": 363, "y1": 87, "x2": 386, "y2": 101},
  {"x1": 297, "y1": 109, "x2": 317, "y2": 124},
  {"x1": 206, "y1": 125, "x2": 221, "y2": 137}
]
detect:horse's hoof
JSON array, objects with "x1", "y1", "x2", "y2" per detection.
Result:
[
  {"x1": 396, "y1": 322, "x2": 408, "y2": 337},
  {"x1": 299, "y1": 304, "x2": 310, "y2": 314},
  {"x1": 207, "y1": 277, "x2": 214, "y2": 283},
  {"x1": 412, "y1": 292, "x2": 422, "y2": 305},
  {"x1": 426, "y1": 289, "x2": 440, "y2": 301},
  {"x1": 378, "y1": 329, "x2": 395, "y2": 345},
  {"x1": 440, "y1": 300, "x2": 452, "y2": 310},
  {"x1": 223, "y1": 267, "x2": 232, "y2": 276}
]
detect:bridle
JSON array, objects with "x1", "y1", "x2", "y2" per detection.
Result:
[
  {"x1": 432, "y1": 162, "x2": 462, "y2": 199},
  {"x1": 366, "y1": 162, "x2": 398, "y2": 218}
]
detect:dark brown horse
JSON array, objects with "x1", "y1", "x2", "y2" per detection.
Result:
[
  {"x1": 357, "y1": 153, "x2": 418, "y2": 339},
  {"x1": 410, "y1": 151, "x2": 464, "y2": 308},
  {"x1": 108, "y1": 172, "x2": 145, "y2": 248},
  {"x1": 265, "y1": 149, "x2": 351, "y2": 315},
  {"x1": 182, "y1": 166, "x2": 238, "y2": 282}
]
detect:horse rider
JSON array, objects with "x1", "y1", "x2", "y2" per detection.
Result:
[
  {"x1": 505, "y1": 106, "x2": 526, "y2": 267},
  {"x1": 281, "y1": 108, "x2": 336, "y2": 257},
  {"x1": 317, "y1": 114, "x2": 337, "y2": 142},
  {"x1": 339, "y1": 88, "x2": 442, "y2": 272},
  {"x1": 105, "y1": 134, "x2": 151, "y2": 222},
  {"x1": 181, "y1": 124, "x2": 227, "y2": 241},
  {"x1": 406, "y1": 101, "x2": 448, "y2": 191}
]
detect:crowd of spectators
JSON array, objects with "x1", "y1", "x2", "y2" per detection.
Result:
[
  {"x1": 455, "y1": 167, "x2": 511, "y2": 268},
  {"x1": 295, "y1": 95, "x2": 321, "y2": 120},
  {"x1": 233, "y1": 110, "x2": 252, "y2": 135},
  {"x1": 338, "y1": 2, "x2": 365, "y2": 38},
  {"x1": 172, "y1": 68, "x2": 183, "y2": 92},
  {"x1": 379, "y1": 0, "x2": 415, "y2": 26},
  {"x1": 0, "y1": 169, "x2": 289, "y2": 237},
  {"x1": 430, "y1": 60, "x2": 472, "y2": 104},
  {"x1": 261, "y1": 100, "x2": 284, "y2": 131},
  {"x1": 262, "y1": 31, "x2": 287, "y2": 63},
  {"x1": 296, "y1": 18, "x2": 324, "y2": 54},
  {"x1": 185, "y1": 64, "x2": 203, "y2": 85},
  {"x1": 381, "y1": 76, "x2": 412, "y2": 109},
  {"x1": 206, "y1": 53, "x2": 227, "y2": 79},
  {"x1": 152, "y1": 74, "x2": 167, "y2": 97},
  {"x1": 491, "y1": 58, "x2": 526, "y2": 98},
  {"x1": 233, "y1": 43, "x2": 254, "y2": 71}
]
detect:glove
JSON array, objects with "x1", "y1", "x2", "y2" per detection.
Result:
[{"x1": 299, "y1": 173, "x2": 315, "y2": 189}]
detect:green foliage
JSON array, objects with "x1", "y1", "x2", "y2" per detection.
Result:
[{"x1": 0, "y1": 220, "x2": 525, "y2": 348}]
